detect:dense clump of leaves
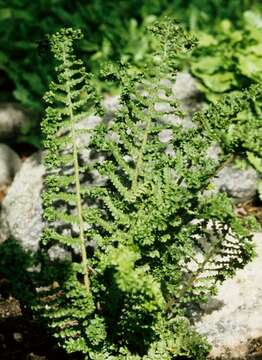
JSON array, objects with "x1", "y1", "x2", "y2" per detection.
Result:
[
  {"x1": 38, "y1": 21, "x2": 257, "y2": 359},
  {"x1": 190, "y1": 11, "x2": 262, "y2": 199},
  {"x1": 190, "y1": 11, "x2": 262, "y2": 101},
  {"x1": 0, "y1": 0, "x2": 259, "y2": 114},
  {"x1": 195, "y1": 83, "x2": 262, "y2": 199}
]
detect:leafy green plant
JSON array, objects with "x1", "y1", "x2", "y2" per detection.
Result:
[
  {"x1": 194, "y1": 84, "x2": 262, "y2": 202},
  {"x1": 189, "y1": 11, "x2": 262, "y2": 195},
  {"x1": 37, "y1": 20, "x2": 258, "y2": 359},
  {"x1": 191, "y1": 11, "x2": 262, "y2": 102},
  {"x1": 0, "y1": 0, "x2": 259, "y2": 114},
  {"x1": 0, "y1": 0, "x2": 158, "y2": 112}
]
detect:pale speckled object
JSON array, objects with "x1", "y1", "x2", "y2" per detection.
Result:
[
  {"x1": 205, "y1": 145, "x2": 260, "y2": 203},
  {"x1": 195, "y1": 232, "x2": 262, "y2": 359},
  {"x1": 0, "y1": 143, "x2": 22, "y2": 187},
  {"x1": 0, "y1": 152, "x2": 44, "y2": 251},
  {"x1": 172, "y1": 71, "x2": 201, "y2": 101},
  {"x1": 212, "y1": 163, "x2": 260, "y2": 203},
  {"x1": 0, "y1": 103, "x2": 31, "y2": 139},
  {"x1": 159, "y1": 71, "x2": 202, "y2": 130}
]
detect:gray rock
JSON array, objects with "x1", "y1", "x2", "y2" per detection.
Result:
[
  {"x1": 172, "y1": 71, "x2": 200, "y2": 101},
  {"x1": 160, "y1": 72, "x2": 202, "y2": 130},
  {"x1": 212, "y1": 162, "x2": 260, "y2": 203},
  {"x1": 195, "y1": 232, "x2": 262, "y2": 359},
  {"x1": 102, "y1": 95, "x2": 121, "y2": 123},
  {"x1": 0, "y1": 148, "x2": 99, "y2": 259},
  {"x1": 205, "y1": 146, "x2": 260, "y2": 203},
  {"x1": 0, "y1": 144, "x2": 21, "y2": 188},
  {"x1": 172, "y1": 71, "x2": 202, "y2": 114},
  {"x1": 0, "y1": 152, "x2": 44, "y2": 251},
  {"x1": 48, "y1": 244, "x2": 72, "y2": 262},
  {"x1": 0, "y1": 103, "x2": 31, "y2": 139}
]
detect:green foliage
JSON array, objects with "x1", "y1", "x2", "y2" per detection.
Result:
[
  {"x1": 0, "y1": 0, "x2": 158, "y2": 112},
  {"x1": 191, "y1": 11, "x2": 262, "y2": 101},
  {"x1": 0, "y1": 0, "x2": 259, "y2": 114},
  {"x1": 194, "y1": 84, "x2": 262, "y2": 201},
  {"x1": 194, "y1": 84, "x2": 262, "y2": 155},
  {"x1": 190, "y1": 11, "x2": 262, "y2": 200},
  {"x1": 38, "y1": 20, "x2": 257, "y2": 359},
  {"x1": 41, "y1": 27, "x2": 103, "y2": 292}
]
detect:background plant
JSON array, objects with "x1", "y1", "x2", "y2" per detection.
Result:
[
  {"x1": 0, "y1": 0, "x2": 260, "y2": 113},
  {"x1": 35, "y1": 20, "x2": 260, "y2": 359},
  {"x1": 194, "y1": 84, "x2": 262, "y2": 203},
  {"x1": 1, "y1": 0, "x2": 261, "y2": 154},
  {"x1": 190, "y1": 11, "x2": 262, "y2": 102},
  {"x1": 188, "y1": 10, "x2": 262, "y2": 201}
]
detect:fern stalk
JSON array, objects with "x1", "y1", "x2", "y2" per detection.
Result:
[
  {"x1": 131, "y1": 102, "x2": 153, "y2": 193},
  {"x1": 63, "y1": 46, "x2": 90, "y2": 291}
]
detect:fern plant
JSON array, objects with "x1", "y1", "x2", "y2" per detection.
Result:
[
  {"x1": 194, "y1": 83, "x2": 262, "y2": 201},
  {"x1": 38, "y1": 21, "x2": 257, "y2": 359}
]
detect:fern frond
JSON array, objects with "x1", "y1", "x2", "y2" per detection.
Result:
[
  {"x1": 41, "y1": 28, "x2": 103, "y2": 292},
  {"x1": 39, "y1": 19, "x2": 257, "y2": 359}
]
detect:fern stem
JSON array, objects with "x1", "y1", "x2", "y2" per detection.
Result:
[
  {"x1": 131, "y1": 97, "x2": 154, "y2": 193},
  {"x1": 131, "y1": 130, "x2": 148, "y2": 192},
  {"x1": 72, "y1": 130, "x2": 90, "y2": 291},
  {"x1": 63, "y1": 49, "x2": 90, "y2": 292}
]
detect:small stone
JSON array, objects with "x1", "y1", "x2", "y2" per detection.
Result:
[
  {"x1": 102, "y1": 94, "x2": 120, "y2": 113},
  {"x1": 158, "y1": 129, "x2": 173, "y2": 143},
  {"x1": 48, "y1": 244, "x2": 72, "y2": 262},
  {"x1": 212, "y1": 162, "x2": 260, "y2": 203},
  {"x1": 0, "y1": 143, "x2": 21, "y2": 189},
  {"x1": 0, "y1": 103, "x2": 31, "y2": 139},
  {"x1": 102, "y1": 95, "x2": 121, "y2": 123},
  {"x1": 172, "y1": 71, "x2": 200, "y2": 101},
  {"x1": 0, "y1": 152, "x2": 44, "y2": 250},
  {"x1": 13, "y1": 332, "x2": 23, "y2": 343},
  {"x1": 26, "y1": 353, "x2": 46, "y2": 360},
  {"x1": 206, "y1": 143, "x2": 223, "y2": 162}
]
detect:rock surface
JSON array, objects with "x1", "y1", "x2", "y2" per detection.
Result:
[
  {"x1": 195, "y1": 232, "x2": 262, "y2": 359},
  {"x1": 0, "y1": 103, "x2": 31, "y2": 139},
  {"x1": 172, "y1": 71, "x2": 201, "y2": 101},
  {"x1": 0, "y1": 144, "x2": 21, "y2": 188},
  {"x1": 0, "y1": 152, "x2": 73, "y2": 260},
  {"x1": 212, "y1": 162, "x2": 260, "y2": 203},
  {"x1": 0, "y1": 153, "x2": 44, "y2": 251}
]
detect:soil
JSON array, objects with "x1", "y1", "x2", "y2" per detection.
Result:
[
  {"x1": 235, "y1": 198, "x2": 262, "y2": 226},
  {"x1": 0, "y1": 297, "x2": 72, "y2": 360}
]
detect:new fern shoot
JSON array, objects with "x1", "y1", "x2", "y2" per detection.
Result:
[{"x1": 39, "y1": 21, "x2": 256, "y2": 359}]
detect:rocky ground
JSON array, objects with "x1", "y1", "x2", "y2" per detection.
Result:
[
  {"x1": 0, "y1": 297, "x2": 71, "y2": 360},
  {"x1": 195, "y1": 233, "x2": 262, "y2": 360},
  {"x1": 0, "y1": 72, "x2": 262, "y2": 359}
]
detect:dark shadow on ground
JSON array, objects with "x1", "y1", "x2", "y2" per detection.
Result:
[
  {"x1": 0, "y1": 238, "x2": 79, "y2": 360},
  {"x1": 0, "y1": 238, "x2": 200, "y2": 360}
]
